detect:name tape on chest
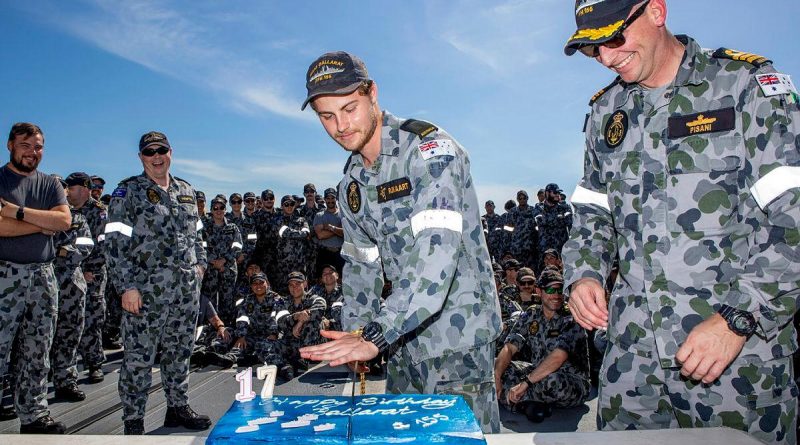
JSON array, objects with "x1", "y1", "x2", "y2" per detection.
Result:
[
  {"x1": 111, "y1": 187, "x2": 127, "y2": 198},
  {"x1": 177, "y1": 194, "x2": 195, "y2": 204},
  {"x1": 668, "y1": 107, "x2": 735, "y2": 139},
  {"x1": 377, "y1": 177, "x2": 413, "y2": 203},
  {"x1": 418, "y1": 139, "x2": 456, "y2": 161},
  {"x1": 756, "y1": 72, "x2": 798, "y2": 97}
]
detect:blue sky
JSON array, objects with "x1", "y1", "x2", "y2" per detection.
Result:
[{"x1": 2, "y1": 1, "x2": 799, "y2": 208}]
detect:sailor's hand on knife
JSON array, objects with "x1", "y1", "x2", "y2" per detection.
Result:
[{"x1": 299, "y1": 330, "x2": 379, "y2": 367}]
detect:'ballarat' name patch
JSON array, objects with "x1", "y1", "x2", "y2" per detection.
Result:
[{"x1": 377, "y1": 177, "x2": 413, "y2": 203}]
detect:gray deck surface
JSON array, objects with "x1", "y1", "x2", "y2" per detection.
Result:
[{"x1": 0, "y1": 346, "x2": 598, "y2": 436}]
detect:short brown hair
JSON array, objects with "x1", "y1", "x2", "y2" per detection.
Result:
[{"x1": 8, "y1": 122, "x2": 44, "y2": 143}]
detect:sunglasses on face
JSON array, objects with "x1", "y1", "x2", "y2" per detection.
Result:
[
  {"x1": 231, "y1": 200, "x2": 242, "y2": 205},
  {"x1": 245, "y1": 199, "x2": 256, "y2": 203},
  {"x1": 212, "y1": 206, "x2": 225, "y2": 211},
  {"x1": 140, "y1": 146, "x2": 170, "y2": 157},
  {"x1": 578, "y1": 0, "x2": 650, "y2": 58},
  {"x1": 519, "y1": 281, "x2": 536, "y2": 287},
  {"x1": 283, "y1": 202, "x2": 295, "y2": 207},
  {"x1": 544, "y1": 287, "x2": 563, "y2": 295}
]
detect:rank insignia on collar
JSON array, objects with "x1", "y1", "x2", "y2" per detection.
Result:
[
  {"x1": 377, "y1": 177, "x2": 412, "y2": 203},
  {"x1": 604, "y1": 110, "x2": 628, "y2": 148},
  {"x1": 146, "y1": 188, "x2": 160, "y2": 204},
  {"x1": 547, "y1": 329, "x2": 560, "y2": 338},
  {"x1": 529, "y1": 320, "x2": 539, "y2": 335},
  {"x1": 347, "y1": 181, "x2": 361, "y2": 214}
]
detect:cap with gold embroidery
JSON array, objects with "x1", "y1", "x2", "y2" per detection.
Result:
[
  {"x1": 564, "y1": 0, "x2": 641, "y2": 56},
  {"x1": 301, "y1": 51, "x2": 371, "y2": 110}
]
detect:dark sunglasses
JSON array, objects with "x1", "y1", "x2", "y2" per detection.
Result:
[
  {"x1": 231, "y1": 200, "x2": 242, "y2": 204},
  {"x1": 519, "y1": 281, "x2": 536, "y2": 286},
  {"x1": 244, "y1": 198, "x2": 256, "y2": 203},
  {"x1": 283, "y1": 202, "x2": 295, "y2": 207},
  {"x1": 212, "y1": 206, "x2": 225, "y2": 211},
  {"x1": 140, "y1": 146, "x2": 170, "y2": 157},
  {"x1": 578, "y1": 0, "x2": 650, "y2": 58},
  {"x1": 544, "y1": 287, "x2": 563, "y2": 295}
]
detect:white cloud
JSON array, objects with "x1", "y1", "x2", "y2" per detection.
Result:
[{"x1": 33, "y1": 0, "x2": 310, "y2": 121}]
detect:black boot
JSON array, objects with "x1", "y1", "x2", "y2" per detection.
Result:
[
  {"x1": 124, "y1": 419, "x2": 144, "y2": 435},
  {"x1": 20, "y1": 415, "x2": 66, "y2": 434},
  {"x1": 279, "y1": 364, "x2": 295, "y2": 381},
  {"x1": 163, "y1": 405, "x2": 211, "y2": 430},
  {"x1": 87, "y1": 367, "x2": 104, "y2": 383},
  {"x1": 206, "y1": 352, "x2": 236, "y2": 369},
  {"x1": 55, "y1": 383, "x2": 86, "y2": 402},
  {"x1": 523, "y1": 402, "x2": 547, "y2": 423}
]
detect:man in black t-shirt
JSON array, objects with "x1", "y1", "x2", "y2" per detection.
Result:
[{"x1": 0, "y1": 122, "x2": 71, "y2": 434}]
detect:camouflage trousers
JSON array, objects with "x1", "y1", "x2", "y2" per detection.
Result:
[
  {"x1": 0, "y1": 260, "x2": 58, "y2": 424},
  {"x1": 386, "y1": 342, "x2": 500, "y2": 434},
  {"x1": 201, "y1": 267, "x2": 237, "y2": 326},
  {"x1": 103, "y1": 280, "x2": 122, "y2": 341},
  {"x1": 499, "y1": 360, "x2": 590, "y2": 409},
  {"x1": 80, "y1": 268, "x2": 106, "y2": 368},
  {"x1": 282, "y1": 320, "x2": 326, "y2": 365},
  {"x1": 210, "y1": 330, "x2": 287, "y2": 367},
  {"x1": 51, "y1": 265, "x2": 87, "y2": 388},
  {"x1": 118, "y1": 266, "x2": 200, "y2": 421},
  {"x1": 598, "y1": 341, "x2": 798, "y2": 445}
]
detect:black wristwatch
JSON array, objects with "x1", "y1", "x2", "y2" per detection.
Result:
[
  {"x1": 16, "y1": 206, "x2": 24, "y2": 221},
  {"x1": 361, "y1": 322, "x2": 389, "y2": 353},
  {"x1": 717, "y1": 305, "x2": 757, "y2": 337}
]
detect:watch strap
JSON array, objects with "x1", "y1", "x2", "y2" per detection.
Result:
[{"x1": 16, "y1": 206, "x2": 24, "y2": 221}]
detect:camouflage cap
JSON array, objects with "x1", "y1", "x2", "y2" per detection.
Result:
[
  {"x1": 90, "y1": 175, "x2": 105, "y2": 186},
  {"x1": 250, "y1": 272, "x2": 268, "y2": 284},
  {"x1": 564, "y1": 0, "x2": 642, "y2": 56},
  {"x1": 287, "y1": 271, "x2": 306, "y2": 283},
  {"x1": 517, "y1": 267, "x2": 536, "y2": 281},
  {"x1": 138, "y1": 131, "x2": 170, "y2": 151},
  {"x1": 323, "y1": 187, "x2": 337, "y2": 198},
  {"x1": 195, "y1": 190, "x2": 206, "y2": 201},
  {"x1": 502, "y1": 258, "x2": 521, "y2": 270},
  {"x1": 65, "y1": 172, "x2": 92, "y2": 188},
  {"x1": 243, "y1": 192, "x2": 256, "y2": 200},
  {"x1": 538, "y1": 268, "x2": 564, "y2": 288},
  {"x1": 543, "y1": 248, "x2": 561, "y2": 259},
  {"x1": 281, "y1": 195, "x2": 296, "y2": 206},
  {"x1": 545, "y1": 183, "x2": 563, "y2": 193},
  {"x1": 261, "y1": 189, "x2": 275, "y2": 200},
  {"x1": 302, "y1": 51, "x2": 371, "y2": 110},
  {"x1": 303, "y1": 183, "x2": 316, "y2": 194},
  {"x1": 229, "y1": 193, "x2": 242, "y2": 202}
]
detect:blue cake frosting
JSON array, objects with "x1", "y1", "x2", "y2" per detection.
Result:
[{"x1": 207, "y1": 394, "x2": 486, "y2": 445}]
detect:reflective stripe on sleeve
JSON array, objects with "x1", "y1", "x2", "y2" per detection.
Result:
[
  {"x1": 247, "y1": 233, "x2": 257, "y2": 240},
  {"x1": 750, "y1": 166, "x2": 800, "y2": 211},
  {"x1": 331, "y1": 301, "x2": 343, "y2": 308},
  {"x1": 503, "y1": 225, "x2": 514, "y2": 232},
  {"x1": 76, "y1": 237, "x2": 95, "y2": 246},
  {"x1": 104, "y1": 222, "x2": 133, "y2": 237},
  {"x1": 196, "y1": 220, "x2": 204, "y2": 231},
  {"x1": 570, "y1": 185, "x2": 610, "y2": 212},
  {"x1": 236, "y1": 315, "x2": 250, "y2": 324},
  {"x1": 275, "y1": 310, "x2": 290, "y2": 322},
  {"x1": 410, "y1": 209, "x2": 463, "y2": 237},
  {"x1": 97, "y1": 234, "x2": 106, "y2": 242},
  {"x1": 278, "y1": 226, "x2": 288, "y2": 237},
  {"x1": 341, "y1": 242, "x2": 380, "y2": 263},
  {"x1": 202, "y1": 241, "x2": 208, "y2": 248},
  {"x1": 231, "y1": 242, "x2": 243, "y2": 249}
]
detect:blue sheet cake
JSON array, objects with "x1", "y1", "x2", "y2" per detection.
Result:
[{"x1": 207, "y1": 394, "x2": 486, "y2": 445}]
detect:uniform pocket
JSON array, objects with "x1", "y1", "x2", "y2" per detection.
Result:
[{"x1": 666, "y1": 136, "x2": 743, "y2": 235}]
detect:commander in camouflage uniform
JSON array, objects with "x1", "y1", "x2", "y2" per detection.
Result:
[
  {"x1": 66, "y1": 171, "x2": 108, "y2": 383},
  {"x1": 563, "y1": 1, "x2": 799, "y2": 443},
  {"x1": 50, "y1": 191, "x2": 94, "y2": 401},
  {"x1": 104, "y1": 131, "x2": 211, "y2": 435},
  {"x1": 298, "y1": 52, "x2": 502, "y2": 433}
]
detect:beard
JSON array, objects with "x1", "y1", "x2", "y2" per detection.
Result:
[
  {"x1": 10, "y1": 152, "x2": 40, "y2": 173},
  {"x1": 336, "y1": 105, "x2": 379, "y2": 153}
]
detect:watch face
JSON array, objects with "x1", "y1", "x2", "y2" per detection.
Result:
[{"x1": 733, "y1": 314, "x2": 754, "y2": 333}]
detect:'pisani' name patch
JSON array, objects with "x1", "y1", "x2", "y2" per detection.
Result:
[
  {"x1": 668, "y1": 107, "x2": 735, "y2": 138},
  {"x1": 377, "y1": 177, "x2": 412, "y2": 203},
  {"x1": 418, "y1": 139, "x2": 456, "y2": 160}
]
